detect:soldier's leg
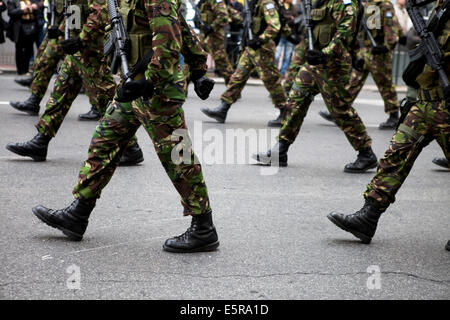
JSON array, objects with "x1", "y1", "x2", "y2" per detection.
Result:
[{"x1": 207, "y1": 32, "x2": 234, "y2": 84}]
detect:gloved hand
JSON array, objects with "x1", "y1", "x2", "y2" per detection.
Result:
[
  {"x1": 352, "y1": 57, "x2": 365, "y2": 72},
  {"x1": 372, "y1": 45, "x2": 389, "y2": 55},
  {"x1": 306, "y1": 50, "x2": 327, "y2": 65},
  {"x1": 116, "y1": 78, "x2": 154, "y2": 103},
  {"x1": 47, "y1": 26, "x2": 63, "y2": 39},
  {"x1": 398, "y1": 36, "x2": 407, "y2": 46},
  {"x1": 202, "y1": 25, "x2": 213, "y2": 37},
  {"x1": 286, "y1": 34, "x2": 302, "y2": 45},
  {"x1": 194, "y1": 76, "x2": 215, "y2": 100},
  {"x1": 248, "y1": 37, "x2": 264, "y2": 50},
  {"x1": 61, "y1": 37, "x2": 85, "y2": 55}
]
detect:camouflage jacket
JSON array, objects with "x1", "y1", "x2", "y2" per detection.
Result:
[
  {"x1": 251, "y1": 0, "x2": 281, "y2": 42},
  {"x1": 199, "y1": 0, "x2": 229, "y2": 30}
]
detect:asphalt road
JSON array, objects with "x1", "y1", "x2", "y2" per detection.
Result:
[{"x1": 0, "y1": 73, "x2": 448, "y2": 300}]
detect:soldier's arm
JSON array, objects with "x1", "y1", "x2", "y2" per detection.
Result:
[
  {"x1": 180, "y1": 16, "x2": 208, "y2": 79},
  {"x1": 144, "y1": 0, "x2": 183, "y2": 85},
  {"x1": 322, "y1": 0, "x2": 356, "y2": 58},
  {"x1": 228, "y1": 5, "x2": 243, "y2": 25},
  {"x1": 79, "y1": 0, "x2": 109, "y2": 44},
  {"x1": 382, "y1": 1, "x2": 400, "y2": 50},
  {"x1": 211, "y1": 0, "x2": 229, "y2": 29},
  {"x1": 259, "y1": 0, "x2": 281, "y2": 42}
]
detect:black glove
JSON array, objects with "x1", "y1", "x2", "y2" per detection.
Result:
[
  {"x1": 202, "y1": 25, "x2": 213, "y2": 37},
  {"x1": 248, "y1": 37, "x2": 264, "y2": 50},
  {"x1": 116, "y1": 78, "x2": 154, "y2": 103},
  {"x1": 194, "y1": 76, "x2": 215, "y2": 100},
  {"x1": 61, "y1": 37, "x2": 85, "y2": 55},
  {"x1": 372, "y1": 45, "x2": 389, "y2": 55},
  {"x1": 398, "y1": 36, "x2": 407, "y2": 46},
  {"x1": 352, "y1": 57, "x2": 365, "y2": 72},
  {"x1": 286, "y1": 34, "x2": 302, "y2": 45},
  {"x1": 306, "y1": 50, "x2": 327, "y2": 65},
  {"x1": 47, "y1": 26, "x2": 63, "y2": 39}
]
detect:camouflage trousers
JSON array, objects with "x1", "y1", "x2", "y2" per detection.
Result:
[
  {"x1": 364, "y1": 99, "x2": 449, "y2": 210},
  {"x1": 279, "y1": 56, "x2": 372, "y2": 151},
  {"x1": 201, "y1": 31, "x2": 234, "y2": 83},
  {"x1": 30, "y1": 33, "x2": 64, "y2": 100},
  {"x1": 221, "y1": 41, "x2": 287, "y2": 108},
  {"x1": 72, "y1": 94, "x2": 211, "y2": 216},
  {"x1": 35, "y1": 52, "x2": 116, "y2": 137},
  {"x1": 283, "y1": 41, "x2": 306, "y2": 94},
  {"x1": 348, "y1": 49, "x2": 399, "y2": 114}
]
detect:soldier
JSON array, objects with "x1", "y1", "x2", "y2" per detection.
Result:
[
  {"x1": 5, "y1": 0, "x2": 144, "y2": 166},
  {"x1": 253, "y1": 0, "x2": 377, "y2": 173},
  {"x1": 201, "y1": 0, "x2": 288, "y2": 127},
  {"x1": 30, "y1": 0, "x2": 219, "y2": 253},
  {"x1": 9, "y1": 1, "x2": 101, "y2": 121},
  {"x1": 327, "y1": 0, "x2": 449, "y2": 249},
  {"x1": 319, "y1": 0, "x2": 402, "y2": 129}
]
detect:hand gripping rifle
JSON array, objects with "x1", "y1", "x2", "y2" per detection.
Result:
[
  {"x1": 240, "y1": 0, "x2": 254, "y2": 51},
  {"x1": 405, "y1": 0, "x2": 449, "y2": 102}
]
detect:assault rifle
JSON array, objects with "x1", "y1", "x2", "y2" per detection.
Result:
[
  {"x1": 240, "y1": 0, "x2": 254, "y2": 51},
  {"x1": 302, "y1": 0, "x2": 314, "y2": 50},
  {"x1": 64, "y1": 0, "x2": 70, "y2": 39},
  {"x1": 359, "y1": 4, "x2": 377, "y2": 47},
  {"x1": 50, "y1": 0, "x2": 56, "y2": 29}
]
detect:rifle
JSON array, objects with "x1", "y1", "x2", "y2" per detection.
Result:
[
  {"x1": 359, "y1": 4, "x2": 377, "y2": 47},
  {"x1": 50, "y1": 0, "x2": 56, "y2": 28},
  {"x1": 240, "y1": 0, "x2": 253, "y2": 51},
  {"x1": 188, "y1": 0, "x2": 206, "y2": 29},
  {"x1": 64, "y1": 0, "x2": 70, "y2": 40},
  {"x1": 405, "y1": 0, "x2": 449, "y2": 99},
  {"x1": 302, "y1": 0, "x2": 314, "y2": 50}
]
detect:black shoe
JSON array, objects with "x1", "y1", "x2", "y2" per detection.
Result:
[
  {"x1": 344, "y1": 147, "x2": 378, "y2": 173},
  {"x1": 201, "y1": 100, "x2": 231, "y2": 123},
  {"x1": 251, "y1": 140, "x2": 290, "y2": 167},
  {"x1": 319, "y1": 110, "x2": 333, "y2": 122},
  {"x1": 446, "y1": 241, "x2": 450, "y2": 251},
  {"x1": 6, "y1": 133, "x2": 51, "y2": 161},
  {"x1": 432, "y1": 157, "x2": 449, "y2": 169},
  {"x1": 32, "y1": 199, "x2": 95, "y2": 241},
  {"x1": 119, "y1": 143, "x2": 144, "y2": 166},
  {"x1": 163, "y1": 211, "x2": 219, "y2": 253},
  {"x1": 267, "y1": 109, "x2": 283, "y2": 127},
  {"x1": 10, "y1": 94, "x2": 41, "y2": 115},
  {"x1": 379, "y1": 111, "x2": 399, "y2": 130},
  {"x1": 14, "y1": 74, "x2": 33, "y2": 88},
  {"x1": 78, "y1": 107, "x2": 101, "y2": 121},
  {"x1": 327, "y1": 199, "x2": 384, "y2": 244}
]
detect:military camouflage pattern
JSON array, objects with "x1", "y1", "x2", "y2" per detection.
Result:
[
  {"x1": 283, "y1": 40, "x2": 306, "y2": 94},
  {"x1": 221, "y1": 0, "x2": 287, "y2": 108},
  {"x1": 73, "y1": 0, "x2": 212, "y2": 216},
  {"x1": 279, "y1": 0, "x2": 372, "y2": 151}
]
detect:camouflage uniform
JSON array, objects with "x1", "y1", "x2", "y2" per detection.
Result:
[
  {"x1": 346, "y1": 0, "x2": 401, "y2": 115},
  {"x1": 279, "y1": 0, "x2": 372, "y2": 152},
  {"x1": 72, "y1": 0, "x2": 212, "y2": 216},
  {"x1": 283, "y1": 39, "x2": 306, "y2": 94},
  {"x1": 198, "y1": 0, "x2": 236, "y2": 83},
  {"x1": 364, "y1": 13, "x2": 450, "y2": 211},
  {"x1": 220, "y1": 0, "x2": 287, "y2": 109}
]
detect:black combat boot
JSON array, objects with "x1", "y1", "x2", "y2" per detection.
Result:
[
  {"x1": 10, "y1": 94, "x2": 41, "y2": 115},
  {"x1": 327, "y1": 199, "x2": 384, "y2": 244},
  {"x1": 6, "y1": 133, "x2": 51, "y2": 161},
  {"x1": 163, "y1": 211, "x2": 219, "y2": 253},
  {"x1": 432, "y1": 157, "x2": 449, "y2": 169},
  {"x1": 119, "y1": 143, "x2": 144, "y2": 166},
  {"x1": 78, "y1": 106, "x2": 101, "y2": 121},
  {"x1": 201, "y1": 100, "x2": 231, "y2": 123},
  {"x1": 14, "y1": 73, "x2": 33, "y2": 87},
  {"x1": 318, "y1": 110, "x2": 333, "y2": 122},
  {"x1": 379, "y1": 111, "x2": 399, "y2": 130},
  {"x1": 32, "y1": 199, "x2": 95, "y2": 241},
  {"x1": 446, "y1": 241, "x2": 450, "y2": 251},
  {"x1": 267, "y1": 109, "x2": 283, "y2": 127},
  {"x1": 251, "y1": 139, "x2": 290, "y2": 167},
  {"x1": 344, "y1": 147, "x2": 377, "y2": 173}
]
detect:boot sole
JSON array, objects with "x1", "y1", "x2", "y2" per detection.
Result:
[
  {"x1": 343, "y1": 161, "x2": 377, "y2": 173},
  {"x1": 250, "y1": 154, "x2": 287, "y2": 167},
  {"x1": 10, "y1": 103, "x2": 39, "y2": 116},
  {"x1": 201, "y1": 110, "x2": 226, "y2": 123},
  {"x1": 32, "y1": 207, "x2": 83, "y2": 241},
  {"x1": 5, "y1": 145, "x2": 46, "y2": 161},
  {"x1": 78, "y1": 117, "x2": 101, "y2": 121},
  {"x1": 327, "y1": 213, "x2": 372, "y2": 244},
  {"x1": 267, "y1": 122, "x2": 282, "y2": 127},
  {"x1": 163, "y1": 240, "x2": 220, "y2": 253},
  {"x1": 432, "y1": 159, "x2": 449, "y2": 169}
]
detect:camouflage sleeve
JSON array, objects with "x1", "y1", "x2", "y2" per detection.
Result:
[
  {"x1": 259, "y1": 0, "x2": 281, "y2": 42},
  {"x1": 322, "y1": 0, "x2": 356, "y2": 58},
  {"x1": 180, "y1": 16, "x2": 208, "y2": 79},
  {"x1": 382, "y1": 1, "x2": 400, "y2": 50},
  {"x1": 144, "y1": 0, "x2": 183, "y2": 86},
  {"x1": 228, "y1": 5, "x2": 243, "y2": 25},
  {"x1": 79, "y1": 0, "x2": 109, "y2": 45},
  {"x1": 211, "y1": 0, "x2": 229, "y2": 29}
]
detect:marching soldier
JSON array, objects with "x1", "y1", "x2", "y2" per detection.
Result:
[
  {"x1": 6, "y1": 0, "x2": 144, "y2": 166},
  {"x1": 253, "y1": 0, "x2": 377, "y2": 173},
  {"x1": 201, "y1": 0, "x2": 288, "y2": 127},
  {"x1": 30, "y1": 0, "x2": 220, "y2": 253}
]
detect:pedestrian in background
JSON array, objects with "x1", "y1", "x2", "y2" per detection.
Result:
[
  {"x1": 275, "y1": 0, "x2": 298, "y2": 77},
  {"x1": 0, "y1": 1, "x2": 7, "y2": 44}
]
